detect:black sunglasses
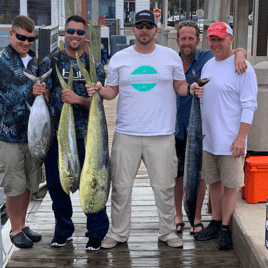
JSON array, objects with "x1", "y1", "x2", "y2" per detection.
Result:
[
  {"x1": 135, "y1": 23, "x2": 155, "y2": 30},
  {"x1": 12, "y1": 30, "x2": 35, "y2": 42},
  {"x1": 179, "y1": 20, "x2": 198, "y2": 27},
  {"x1": 66, "y1": 28, "x2": 85, "y2": 35}
]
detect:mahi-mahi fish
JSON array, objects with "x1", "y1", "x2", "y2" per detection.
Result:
[
  {"x1": 24, "y1": 69, "x2": 53, "y2": 167},
  {"x1": 76, "y1": 49, "x2": 110, "y2": 214},
  {"x1": 183, "y1": 70, "x2": 211, "y2": 227},
  {"x1": 56, "y1": 63, "x2": 81, "y2": 194}
]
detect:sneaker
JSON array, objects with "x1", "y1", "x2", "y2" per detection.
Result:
[
  {"x1": 51, "y1": 236, "x2": 73, "y2": 247},
  {"x1": 194, "y1": 220, "x2": 221, "y2": 241},
  {"x1": 101, "y1": 236, "x2": 118, "y2": 249},
  {"x1": 217, "y1": 226, "x2": 233, "y2": 250},
  {"x1": 10, "y1": 231, "x2": 33, "y2": 248},
  {"x1": 158, "y1": 234, "x2": 183, "y2": 248},
  {"x1": 22, "y1": 227, "x2": 42, "y2": 242},
  {"x1": 85, "y1": 237, "x2": 101, "y2": 251}
]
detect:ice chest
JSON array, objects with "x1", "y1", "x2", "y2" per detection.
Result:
[{"x1": 242, "y1": 156, "x2": 268, "y2": 203}]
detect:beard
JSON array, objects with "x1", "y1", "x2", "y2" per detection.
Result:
[
  {"x1": 135, "y1": 33, "x2": 155, "y2": 46},
  {"x1": 180, "y1": 46, "x2": 196, "y2": 57}
]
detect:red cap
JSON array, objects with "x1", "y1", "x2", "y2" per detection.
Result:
[{"x1": 207, "y1": 21, "x2": 233, "y2": 39}]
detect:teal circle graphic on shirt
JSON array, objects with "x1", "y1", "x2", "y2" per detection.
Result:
[{"x1": 129, "y1": 66, "x2": 159, "y2": 92}]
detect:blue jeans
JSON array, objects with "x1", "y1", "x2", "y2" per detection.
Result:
[{"x1": 45, "y1": 136, "x2": 109, "y2": 240}]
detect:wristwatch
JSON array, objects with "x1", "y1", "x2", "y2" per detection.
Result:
[{"x1": 187, "y1": 84, "x2": 191, "y2": 96}]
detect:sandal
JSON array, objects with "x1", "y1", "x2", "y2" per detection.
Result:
[
  {"x1": 10, "y1": 231, "x2": 33, "y2": 248},
  {"x1": 190, "y1": 223, "x2": 204, "y2": 235},
  {"x1": 22, "y1": 227, "x2": 42, "y2": 242},
  {"x1": 176, "y1": 222, "x2": 185, "y2": 233}
]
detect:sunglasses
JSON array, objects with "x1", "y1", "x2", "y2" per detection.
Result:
[
  {"x1": 12, "y1": 30, "x2": 35, "y2": 42},
  {"x1": 135, "y1": 23, "x2": 155, "y2": 30},
  {"x1": 66, "y1": 28, "x2": 85, "y2": 35},
  {"x1": 179, "y1": 20, "x2": 198, "y2": 27}
]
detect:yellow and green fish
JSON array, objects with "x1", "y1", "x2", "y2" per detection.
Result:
[
  {"x1": 56, "y1": 63, "x2": 81, "y2": 194},
  {"x1": 76, "y1": 49, "x2": 110, "y2": 214}
]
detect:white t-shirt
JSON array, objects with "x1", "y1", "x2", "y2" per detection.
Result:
[
  {"x1": 20, "y1": 54, "x2": 32, "y2": 68},
  {"x1": 107, "y1": 44, "x2": 185, "y2": 136},
  {"x1": 200, "y1": 55, "x2": 258, "y2": 155}
]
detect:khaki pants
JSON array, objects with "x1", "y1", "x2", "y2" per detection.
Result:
[
  {"x1": 0, "y1": 141, "x2": 42, "y2": 197},
  {"x1": 202, "y1": 151, "x2": 245, "y2": 188},
  {"x1": 108, "y1": 132, "x2": 178, "y2": 242}
]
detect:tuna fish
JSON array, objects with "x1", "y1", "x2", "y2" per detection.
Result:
[
  {"x1": 24, "y1": 69, "x2": 53, "y2": 167},
  {"x1": 56, "y1": 63, "x2": 81, "y2": 194},
  {"x1": 76, "y1": 50, "x2": 110, "y2": 214},
  {"x1": 183, "y1": 70, "x2": 211, "y2": 227}
]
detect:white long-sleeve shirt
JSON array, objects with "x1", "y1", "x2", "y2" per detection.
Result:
[{"x1": 200, "y1": 55, "x2": 258, "y2": 155}]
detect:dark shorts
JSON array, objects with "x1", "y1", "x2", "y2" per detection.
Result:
[{"x1": 175, "y1": 136, "x2": 187, "y2": 178}]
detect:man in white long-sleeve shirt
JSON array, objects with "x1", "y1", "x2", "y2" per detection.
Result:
[{"x1": 194, "y1": 21, "x2": 258, "y2": 250}]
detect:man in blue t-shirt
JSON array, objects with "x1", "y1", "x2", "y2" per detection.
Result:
[{"x1": 174, "y1": 20, "x2": 247, "y2": 235}]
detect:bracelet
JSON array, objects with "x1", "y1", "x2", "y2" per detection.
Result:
[{"x1": 187, "y1": 84, "x2": 191, "y2": 96}]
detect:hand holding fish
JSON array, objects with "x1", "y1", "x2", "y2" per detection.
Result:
[
  {"x1": 61, "y1": 89, "x2": 81, "y2": 104},
  {"x1": 32, "y1": 82, "x2": 46, "y2": 96},
  {"x1": 33, "y1": 82, "x2": 50, "y2": 102},
  {"x1": 86, "y1": 81, "x2": 103, "y2": 97},
  {"x1": 190, "y1": 82, "x2": 204, "y2": 98}
]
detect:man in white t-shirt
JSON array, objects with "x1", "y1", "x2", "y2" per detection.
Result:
[
  {"x1": 194, "y1": 21, "x2": 258, "y2": 250},
  {"x1": 87, "y1": 9, "x2": 204, "y2": 249}
]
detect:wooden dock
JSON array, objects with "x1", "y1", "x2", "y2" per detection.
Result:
[{"x1": 6, "y1": 98, "x2": 242, "y2": 268}]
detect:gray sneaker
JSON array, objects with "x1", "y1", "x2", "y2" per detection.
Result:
[
  {"x1": 158, "y1": 235, "x2": 183, "y2": 248},
  {"x1": 101, "y1": 236, "x2": 118, "y2": 249}
]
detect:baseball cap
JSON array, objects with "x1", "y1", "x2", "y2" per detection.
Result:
[
  {"x1": 134, "y1": 10, "x2": 157, "y2": 25},
  {"x1": 207, "y1": 21, "x2": 233, "y2": 39}
]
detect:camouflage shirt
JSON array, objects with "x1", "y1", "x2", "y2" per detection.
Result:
[
  {"x1": 0, "y1": 45, "x2": 38, "y2": 143},
  {"x1": 39, "y1": 50, "x2": 105, "y2": 139}
]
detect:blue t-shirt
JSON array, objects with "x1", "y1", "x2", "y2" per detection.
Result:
[
  {"x1": 175, "y1": 49, "x2": 213, "y2": 140},
  {"x1": 39, "y1": 50, "x2": 105, "y2": 139}
]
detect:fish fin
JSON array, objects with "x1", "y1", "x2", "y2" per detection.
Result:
[
  {"x1": 76, "y1": 52, "x2": 92, "y2": 86},
  {"x1": 56, "y1": 64, "x2": 68, "y2": 89},
  {"x1": 24, "y1": 72, "x2": 38, "y2": 83},
  {"x1": 39, "y1": 68, "x2": 52, "y2": 83},
  {"x1": 89, "y1": 48, "x2": 97, "y2": 84},
  {"x1": 68, "y1": 63, "x2": 73, "y2": 90},
  {"x1": 202, "y1": 134, "x2": 206, "y2": 140},
  {"x1": 192, "y1": 69, "x2": 211, "y2": 86}
]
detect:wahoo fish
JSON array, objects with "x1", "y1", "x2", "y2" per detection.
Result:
[
  {"x1": 76, "y1": 49, "x2": 110, "y2": 214},
  {"x1": 183, "y1": 70, "x2": 211, "y2": 227},
  {"x1": 24, "y1": 69, "x2": 53, "y2": 167},
  {"x1": 56, "y1": 63, "x2": 81, "y2": 194}
]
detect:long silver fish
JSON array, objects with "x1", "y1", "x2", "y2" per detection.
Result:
[
  {"x1": 56, "y1": 63, "x2": 81, "y2": 194},
  {"x1": 183, "y1": 70, "x2": 211, "y2": 227},
  {"x1": 76, "y1": 50, "x2": 110, "y2": 214},
  {"x1": 24, "y1": 69, "x2": 53, "y2": 167}
]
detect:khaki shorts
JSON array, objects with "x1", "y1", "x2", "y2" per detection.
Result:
[
  {"x1": 202, "y1": 151, "x2": 245, "y2": 188},
  {"x1": 0, "y1": 141, "x2": 42, "y2": 197},
  {"x1": 111, "y1": 132, "x2": 178, "y2": 188}
]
